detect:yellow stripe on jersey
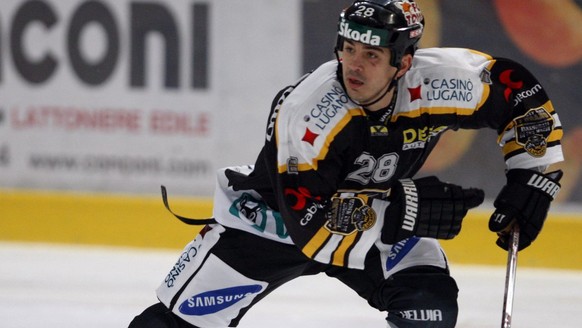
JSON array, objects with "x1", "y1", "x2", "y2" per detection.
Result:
[
  {"x1": 502, "y1": 128, "x2": 563, "y2": 155},
  {"x1": 277, "y1": 108, "x2": 365, "y2": 174},
  {"x1": 331, "y1": 232, "x2": 358, "y2": 266},
  {"x1": 468, "y1": 49, "x2": 494, "y2": 61},
  {"x1": 302, "y1": 225, "x2": 332, "y2": 259},
  {"x1": 391, "y1": 105, "x2": 478, "y2": 120}
]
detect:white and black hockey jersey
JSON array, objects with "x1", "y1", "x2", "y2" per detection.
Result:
[{"x1": 214, "y1": 47, "x2": 564, "y2": 269}]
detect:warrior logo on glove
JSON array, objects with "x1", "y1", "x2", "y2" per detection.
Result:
[{"x1": 399, "y1": 179, "x2": 419, "y2": 232}]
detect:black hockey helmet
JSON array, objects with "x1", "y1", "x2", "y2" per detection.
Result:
[{"x1": 336, "y1": 0, "x2": 424, "y2": 68}]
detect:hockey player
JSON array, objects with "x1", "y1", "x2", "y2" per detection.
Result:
[{"x1": 129, "y1": 0, "x2": 564, "y2": 327}]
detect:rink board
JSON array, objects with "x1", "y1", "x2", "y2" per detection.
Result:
[{"x1": 1, "y1": 189, "x2": 581, "y2": 270}]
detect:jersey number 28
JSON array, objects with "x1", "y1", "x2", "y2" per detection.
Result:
[{"x1": 346, "y1": 152, "x2": 399, "y2": 184}]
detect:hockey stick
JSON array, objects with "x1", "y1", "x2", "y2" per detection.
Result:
[{"x1": 501, "y1": 224, "x2": 520, "y2": 328}]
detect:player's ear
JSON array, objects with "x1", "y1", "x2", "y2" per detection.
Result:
[{"x1": 396, "y1": 54, "x2": 413, "y2": 78}]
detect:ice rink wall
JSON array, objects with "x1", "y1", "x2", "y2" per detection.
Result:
[{"x1": 1, "y1": 0, "x2": 581, "y2": 270}]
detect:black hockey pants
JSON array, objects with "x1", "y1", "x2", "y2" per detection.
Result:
[{"x1": 129, "y1": 225, "x2": 458, "y2": 327}]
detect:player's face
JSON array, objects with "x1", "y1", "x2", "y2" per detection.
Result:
[{"x1": 339, "y1": 40, "x2": 397, "y2": 111}]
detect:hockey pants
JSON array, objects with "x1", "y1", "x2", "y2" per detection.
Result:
[{"x1": 129, "y1": 224, "x2": 458, "y2": 327}]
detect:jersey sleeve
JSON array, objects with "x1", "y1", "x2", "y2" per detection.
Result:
[
  {"x1": 402, "y1": 48, "x2": 564, "y2": 170},
  {"x1": 483, "y1": 57, "x2": 564, "y2": 169}
]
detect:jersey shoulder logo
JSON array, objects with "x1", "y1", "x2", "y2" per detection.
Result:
[{"x1": 513, "y1": 107, "x2": 553, "y2": 157}]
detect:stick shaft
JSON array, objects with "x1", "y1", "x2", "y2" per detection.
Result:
[{"x1": 501, "y1": 225, "x2": 520, "y2": 328}]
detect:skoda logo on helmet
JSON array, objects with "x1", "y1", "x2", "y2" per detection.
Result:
[{"x1": 338, "y1": 19, "x2": 387, "y2": 47}]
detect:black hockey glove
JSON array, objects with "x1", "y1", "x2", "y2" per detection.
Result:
[
  {"x1": 489, "y1": 169, "x2": 562, "y2": 251},
  {"x1": 381, "y1": 176, "x2": 485, "y2": 245}
]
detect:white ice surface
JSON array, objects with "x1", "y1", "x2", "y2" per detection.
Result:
[{"x1": 1, "y1": 242, "x2": 581, "y2": 328}]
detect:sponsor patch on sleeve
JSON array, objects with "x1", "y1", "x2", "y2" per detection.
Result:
[{"x1": 513, "y1": 107, "x2": 553, "y2": 157}]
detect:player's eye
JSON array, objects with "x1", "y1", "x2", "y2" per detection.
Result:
[{"x1": 344, "y1": 45, "x2": 355, "y2": 54}]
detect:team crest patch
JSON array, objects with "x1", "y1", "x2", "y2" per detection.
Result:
[
  {"x1": 325, "y1": 196, "x2": 377, "y2": 235},
  {"x1": 513, "y1": 107, "x2": 553, "y2": 157}
]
